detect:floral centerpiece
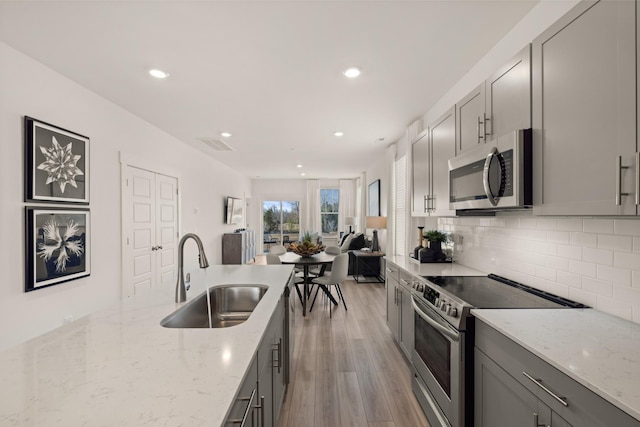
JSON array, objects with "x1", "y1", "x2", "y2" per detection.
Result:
[{"x1": 290, "y1": 231, "x2": 325, "y2": 257}]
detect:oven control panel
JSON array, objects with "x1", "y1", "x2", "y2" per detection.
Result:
[{"x1": 415, "y1": 282, "x2": 463, "y2": 320}]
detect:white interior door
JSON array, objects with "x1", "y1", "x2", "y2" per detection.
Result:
[{"x1": 123, "y1": 166, "x2": 178, "y2": 297}]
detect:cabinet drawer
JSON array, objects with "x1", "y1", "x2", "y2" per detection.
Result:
[
  {"x1": 476, "y1": 320, "x2": 638, "y2": 427},
  {"x1": 385, "y1": 262, "x2": 400, "y2": 283},
  {"x1": 225, "y1": 355, "x2": 258, "y2": 426},
  {"x1": 398, "y1": 269, "x2": 413, "y2": 291}
]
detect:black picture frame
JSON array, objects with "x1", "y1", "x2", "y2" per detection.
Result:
[
  {"x1": 368, "y1": 179, "x2": 380, "y2": 216},
  {"x1": 24, "y1": 116, "x2": 90, "y2": 204},
  {"x1": 25, "y1": 207, "x2": 91, "y2": 292}
]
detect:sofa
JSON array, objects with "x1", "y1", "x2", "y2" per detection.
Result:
[{"x1": 339, "y1": 232, "x2": 380, "y2": 277}]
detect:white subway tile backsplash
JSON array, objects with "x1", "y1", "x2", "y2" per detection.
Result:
[
  {"x1": 584, "y1": 218, "x2": 614, "y2": 234},
  {"x1": 598, "y1": 234, "x2": 633, "y2": 252},
  {"x1": 546, "y1": 230, "x2": 570, "y2": 244},
  {"x1": 535, "y1": 266, "x2": 557, "y2": 281},
  {"x1": 536, "y1": 218, "x2": 558, "y2": 230},
  {"x1": 557, "y1": 244, "x2": 582, "y2": 260},
  {"x1": 597, "y1": 265, "x2": 632, "y2": 286},
  {"x1": 613, "y1": 285, "x2": 640, "y2": 306},
  {"x1": 570, "y1": 232, "x2": 598, "y2": 248},
  {"x1": 614, "y1": 252, "x2": 640, "y2": 270},
  {"x1": 634, "y1": 237, "x2": 640, "y2": 253},
  {"x1": 520, "y1": 217, "x2": 538, "y2": 229},
  {"x1": 557, "y1": 218, "x2": 583, "y2": 232},
  {"x1": 582, "y1": 247, "x2": 613, "y2": 266},
  {"x1": 569, "y1": 259, "x2": 597, "y2": 278},
  {"x1": 633, "y1": 271, "x2": 640, "y2": 289},
  {"x1": 546, "y1": 256, "x2": 569, "y2": 272},
  {"x1": 557, "y1": 270, "x2": 582, "y2": 288},
  {"x1": 582, "y1": 277, "x2": 613, "y2": 297},
  {"x1": 568, "y1": 288, "x2": 598, "y2": 307},
  {"x1": 614, "y1": 219, "x2": 640, "y2": 236},
  {"x1": 595, "y1": 296, "x2": 633, "y2": 321}
]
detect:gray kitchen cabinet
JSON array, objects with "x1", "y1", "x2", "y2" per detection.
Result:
[
  {"x1": 222, "y1": 230, "x2": 256, "y2": 265},
  {"x1": 411, "y1": 107, "x2": 456, "y2": 217},
  {"x1": 475, "y1": 319, "x2": 639, "y2": 427},
  {"x1": 386, "y1": 263, "x2": 401, "y2": 341},
  {"x1": 385, "y1": 262, "x2": 414, "y2": 361},
  {"x1": 456, "y1": 45, "x2": 531, "y2": 155},
  {"x1": 532, "y1": 0, "x2": 637, "y2": 215},
  {"x1": 225, "y1": 356, "x2": 258, "y2": 427}
]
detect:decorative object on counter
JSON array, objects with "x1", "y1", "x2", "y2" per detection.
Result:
[
  {"x1": 413, "y1": 226, "x2": 425, "y2": 260},
  {"x1": 345, "y1": 216, "x2": 357, "y2": 234},
  {"x1": 24, "y1": 116, "x2": 90, "y2": 204},
  {"x1": 290, "y1": 231, "x2": 325, "y2": 257},
  {"x1": 422, "y1": 229, "x2": 449, "y2": 262},
  {"x1": 368, "y1": 179, "x2": 380, "y2": 216},
  {"x1": 366, "y1": 215, "x2": 387, "y2": 252},
  {"x1": 25, "y1": 207, "x2": 91, "y2": 291}
]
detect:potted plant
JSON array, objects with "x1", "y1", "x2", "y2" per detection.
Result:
[{"x1": 423, "y1": 230, "x2": 449, "y2": 258}]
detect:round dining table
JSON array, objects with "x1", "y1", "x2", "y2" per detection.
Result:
[{"x1": 279, "y1": 251, "x2": 337, "y2": 316}]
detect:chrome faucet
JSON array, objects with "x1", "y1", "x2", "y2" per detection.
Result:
[{"x1": 175, "y1": 233, "x2": 210, "y2": 303}]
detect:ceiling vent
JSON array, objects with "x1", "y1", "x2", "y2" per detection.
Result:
[{"x1": 198, "y1": 138, "x2": 235, "y2": 151}]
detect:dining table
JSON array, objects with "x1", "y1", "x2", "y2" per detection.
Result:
[{"x1": 279, "y1": 251, "x2": 337, "y2": 316}]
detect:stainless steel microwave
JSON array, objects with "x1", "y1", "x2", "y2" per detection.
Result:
[{"x1": 448, "y1": 129, "x2": 532, "y2": 211}]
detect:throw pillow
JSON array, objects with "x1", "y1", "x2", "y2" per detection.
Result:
[
  {"x1": 340, "y1": 233, "x2": 353, "y2": 253},
  {"x1": 349, "y1": 233, "x2": 366, "y2": 250},
  {"x1": 339, "y1": 232, "x2": 351, "y2": 246}
]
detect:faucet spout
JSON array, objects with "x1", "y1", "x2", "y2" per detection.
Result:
[{"x1": 176, "y1": 233, "x2": 210, "y2": 303}]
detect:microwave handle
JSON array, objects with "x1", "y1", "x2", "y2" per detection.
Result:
[{"x1": 483, "y1": 148, "x2": 500, "y2": 206}]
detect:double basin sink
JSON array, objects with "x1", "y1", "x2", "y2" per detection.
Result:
[{"x1": 161, "y1": 284, "x2": 268, "y2": 328}]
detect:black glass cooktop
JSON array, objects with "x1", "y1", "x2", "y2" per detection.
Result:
[{"x1": 422, "y1": 274, "x2": 588, "y2": 309}]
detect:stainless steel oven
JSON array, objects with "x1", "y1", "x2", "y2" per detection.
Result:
[
  {"x1": 411, "y1": 295, "x2": 464, "y2": 427},
  {"x1": 409, "y1": 274, "x2": 588, "y2": 427},
  {"x1": 448, "y1": 129, "x2": 532, "y2": 211}
]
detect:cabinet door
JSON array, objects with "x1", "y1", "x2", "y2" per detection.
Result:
[
  {"x1": 532, "y1": 0, "x2": 636, "y2": 215},
  {"x1": 411, "y1": 131, "x2": 430, "y2": 216},
  {"x1": 386, "y1": 279, "x2": 400, "y2": 339},
  {"x1": 399, "y1": 285, "x2": 414, "y2": 361},
  {"x1": 429, "y1": 107, "x2": 456, "y2": 216},
  {"x1": 485, "y1": 44, "x2": 531, "y2": 139},
  {"x1": 475, "y1": 348, "x2": 551, "y2": 427},
  {"x1": 455, "y1": 83, "x2": 485, "y2": 155}
]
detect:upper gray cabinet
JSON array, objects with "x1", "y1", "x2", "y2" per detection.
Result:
[
  {"x1": 456, "y1": 45, "x2": 531, "y2": 155},
  {"x1": 411, "y1": 107, "x2": 456, "y2": 217},
  {"x1": 532, "y1": 0, "x2": 637, "y2": 215}
]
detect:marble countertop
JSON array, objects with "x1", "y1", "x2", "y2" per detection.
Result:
[
  {"x1": 0, "y1": 265, "x2": 293, "y2": 427},
  {"x1": 385, "y1": 255, "x2": 486, "y2": 277},
  {"x1": 472, "y1": 308, "x2": 640, "y2": 422}
]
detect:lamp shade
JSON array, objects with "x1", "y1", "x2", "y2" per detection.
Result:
[
  {"x1": 366, "y1": 216, "x2": 387, "y2": 229},
  {"x1": 345, "y1": 216, "x2": 357, "y2": 226}
]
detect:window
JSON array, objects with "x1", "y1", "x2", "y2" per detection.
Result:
[
  {"x1": 320, "y1": 188, "x2": 339, "y2": 234},
  {"x1": 263, "y1": 200, "x2": 300, "y2": 248}
]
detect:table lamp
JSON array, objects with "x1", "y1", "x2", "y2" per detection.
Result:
[
  {"x1": 345, "y1": 216, "x2": 357, "y2": 234},
  {"x1": 366, "y1": 216, "x2": 387, "y2": 252}
]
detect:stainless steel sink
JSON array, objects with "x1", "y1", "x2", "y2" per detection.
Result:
[{"x1": 160, "y1": 284, "x2": 268, "y2": 328}]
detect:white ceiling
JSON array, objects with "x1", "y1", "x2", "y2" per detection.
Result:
[{"x1": 0, "y1": 0, "x2": 537, "y2": 180}]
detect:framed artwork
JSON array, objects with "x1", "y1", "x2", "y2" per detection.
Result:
[
  {"x1": 25, "y1": 207, "x2": 91, "y2": 292},
  {"x1": 24, "y1": 116, "x2": 90, "y2": 204},
  {"x1": 368, "y1": 179, "x2": 380, "y2": 216}
]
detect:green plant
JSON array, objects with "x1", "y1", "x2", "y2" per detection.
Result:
[
  {"x1": 302, "y1": 231, "x2": 313, "y2": 243},
  {"x1": 423, "y1": 230, "x2": 449, "y2": 243}
]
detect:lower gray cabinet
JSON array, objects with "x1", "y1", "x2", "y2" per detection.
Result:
[
  {"x1": 475, "y1": 320, "x2": 639, "y2": 427},
  {"x1": 385, "y1": 262, "x2": 414, "y2": 362}
]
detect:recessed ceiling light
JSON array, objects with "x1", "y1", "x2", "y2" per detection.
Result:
[
  {"x1": 301, "y1": 173, "x2": 306, "y2": 176},
  {"x1": 333, "y1": 131, "x2": 344, "y2": 137},
  {"x1": 149, "y1": 69, "x2": 169, "y2": 79},
  {"x1": 220, "y1": 132, "x2": 232, "y2": 138},
  {"x1": 343, "y1": 66, "x2": 361, "y2": 78},
  {"x1": 296, "y1": 164, "x2": 303, "y2": 168}
]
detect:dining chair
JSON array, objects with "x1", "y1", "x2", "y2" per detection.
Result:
[
  {"x1": 309, "y1": 245, "x2": 341, "y2": 277},
  {"x1": 309, "y1": 252, "x2": 349, "y2": 318},
  {"x1": 269, "y1": 244, "x2": 287, "y2": 255},
  {"x1": 266, "y1": 254, "x2": 282, "y2": 265}
]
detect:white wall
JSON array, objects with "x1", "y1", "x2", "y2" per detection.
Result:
[{"x1": 0, "y1": 42, "x2": 251, "y2": 351}]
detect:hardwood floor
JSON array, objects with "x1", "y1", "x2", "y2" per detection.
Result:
[{"x1": 277, "y1": 276, "x2": 430, "y2": 427}]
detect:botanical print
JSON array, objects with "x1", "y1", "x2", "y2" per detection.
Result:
[
  {"x1": 25, "y1": 208, "x2": 90, "y2": 291},
  {"x1": 25, "y1": 117, "x2": 90, "y2": 204},
  {"x1": 37, "y1": 136, "x2": 84, "y2": 194}
]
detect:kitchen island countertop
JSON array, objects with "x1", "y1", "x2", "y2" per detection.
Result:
[
  {"x1": 472, "y1": 308, "x2": 640, "y2": 422},
  {"x1": 0, "y1": 265, "x2": 293, "y2": 427}
]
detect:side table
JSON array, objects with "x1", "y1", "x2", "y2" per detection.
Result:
[{"x1": 352, "y1": 250, "x2": 386, "y2": 283}]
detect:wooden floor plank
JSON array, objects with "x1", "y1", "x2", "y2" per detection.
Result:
[{"x1": 336, "y1": 371, "x2": 368, "y2": 427}]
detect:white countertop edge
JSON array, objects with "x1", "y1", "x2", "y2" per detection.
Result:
[{"x1": 471, "y1": 308, "x2": 640, "y2": 422}]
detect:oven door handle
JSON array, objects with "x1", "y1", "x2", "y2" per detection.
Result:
[{"x1": 411, "y1": 296, "x2": 460, "y2": 342}]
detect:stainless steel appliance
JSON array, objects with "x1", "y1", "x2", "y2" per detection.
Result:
[
  {"x1": 448, "y1": 129, "x2": 532, "y2": 211},
  {"x1": 410, "y1": 274, "x2": 588, "y2": 427}
]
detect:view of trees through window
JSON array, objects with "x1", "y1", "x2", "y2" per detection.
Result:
[
  {"x1": 320, "y1": 189, "x2": 339, "y2": 234},
  {"x1": 263, "y1": 200, "x2": 300, "y2": 244}
]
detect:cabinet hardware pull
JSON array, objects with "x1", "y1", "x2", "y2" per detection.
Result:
[
  {"x1": 616, "y1": 156, "x2": 630, "y2": 206},
  {"x1": 424, "y1": 195, "x2": 429, "y2": 213},
  {"x1": 228, "y1": 388, "x2": 256, "y2": 426},
  {"x1": 477, "y1": 116, "x2": 484, "y2": 141},
  {"x1": 522, "y1": 371, "x2": 568, "y2": 407},
  {"x1": 532, "y1": 412, "x2": 549, "y2": 427},
  {"x1": 483, "y1": 113, "x2": 491, "y2": 137},
  {"x1": 259, "y1": 396, "x2": 265, "y2": 427}
]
